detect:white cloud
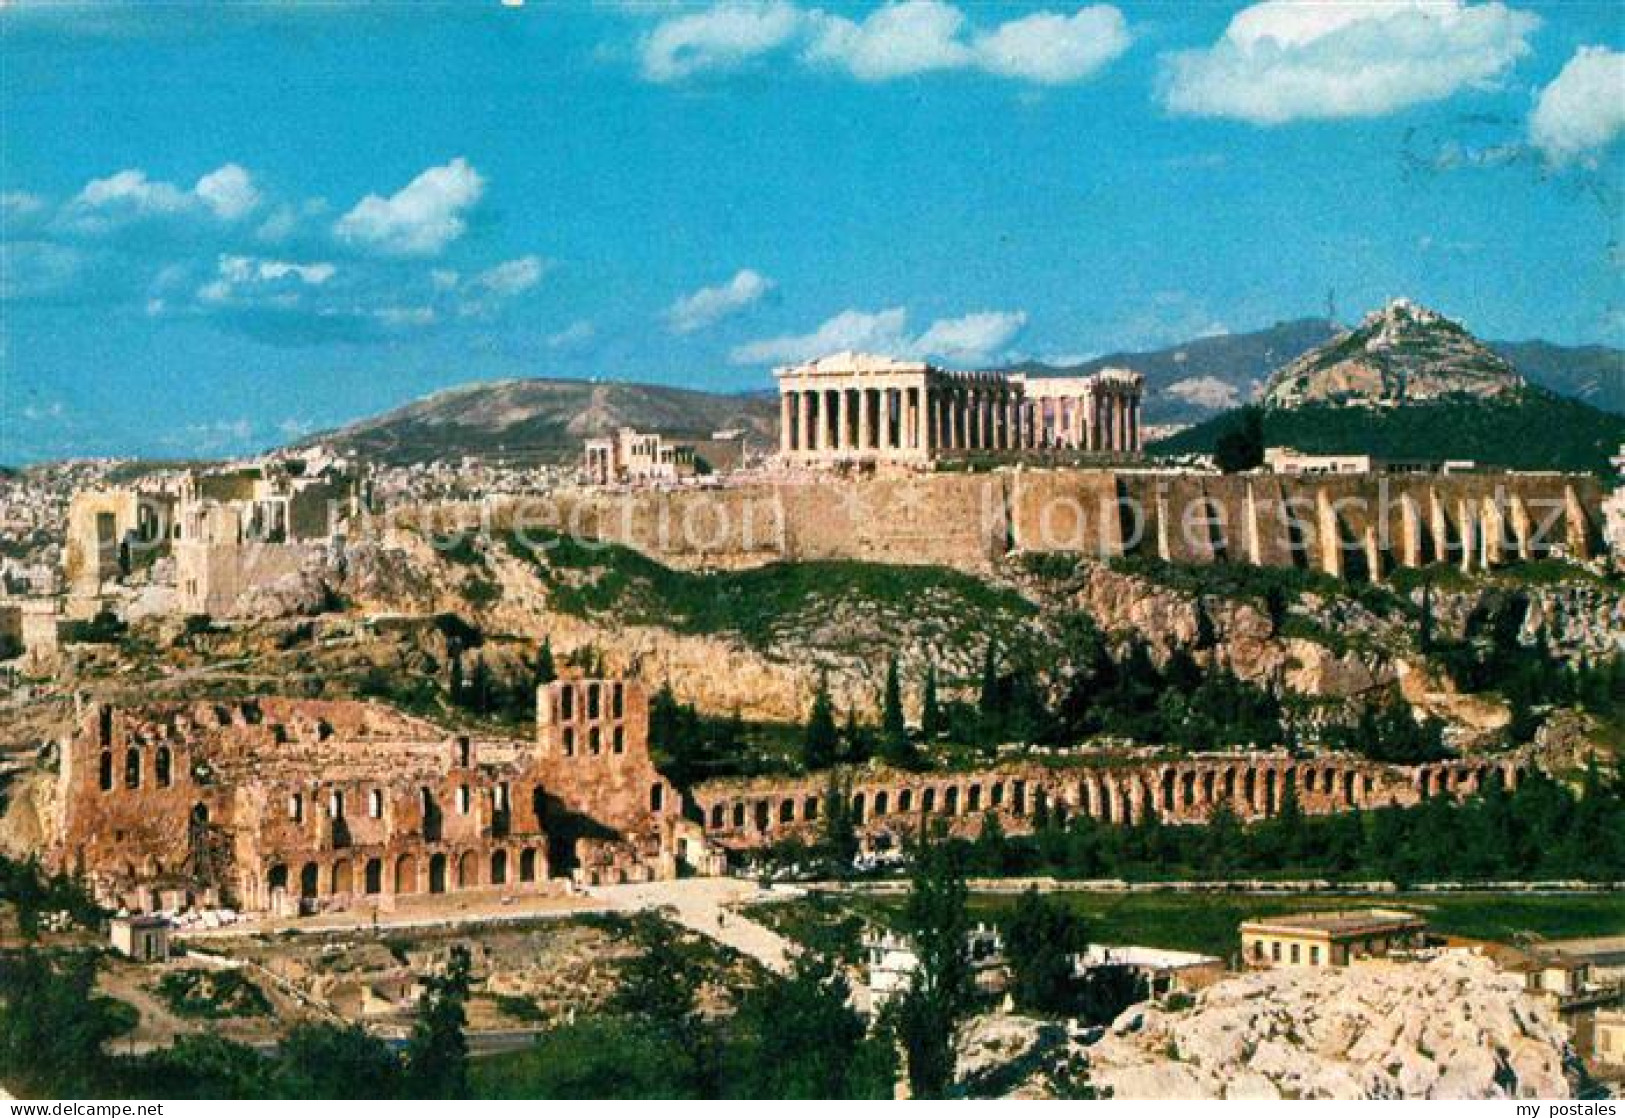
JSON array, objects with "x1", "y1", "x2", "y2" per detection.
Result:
[
  {"x1": 730, "y1": 305, "x2": 1026, "y2": 365},
  {"x1": 911, "y1": 310, "x2": 1028, "y2": 364},
  {"x1": 548, "y1": 319, "x2": 597, "y2": 351},
  {"x1": 666, "y1": 268, "x2": 774, "y2": 333},
  {"x1": 193, "y1": 164, "x2": 260, "y2": 221},
  {"x1": 1158, "y1": 1, "x2": 1538, "y2": 125},
  {"x1": 640, "y1": 0, "x2": 805, "y2": 81},
  {"x1": 446, "y1": 255, "x2": 547, "y2": 317},
  {"x1": 471, "y1": 255, "x2": 545, "y2": 297},
  {"x1": 1, "y1": 192, "x2": 46, "y2": 220},
  {"x1": 197, "y1": 254, "x2": 335, "y2": 304},
  {"x1": 732, "y1": 307, "x2": 909, "y2": 364},
  {"x1": 1164, "y1": 375, "x2": 1241, "y2": 410},
  {"x1": 637, "y1": 1, "x2": 1130, "y2": 84},
  {"x1": 1529, "y1": 46, "x2": 1625, "y2": 165},
  {"x1": 57, "y1": 164, "x2": 263, "y2": 232},
  {"x1": 971, "y1": 6, "x2": 1130, "y2": 84},
  {"x1": 805, "y1": 0, "x2": 971, "y2": 80},
  {"x1": 334, "y1": 158, "x2": 485, "y2": 256}
]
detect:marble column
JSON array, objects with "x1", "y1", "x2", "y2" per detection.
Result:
[
  {"x1": 780, "y1": 392, "x2": 793, "y2": 456},
  {"x1": 858, "y1": 386, "x2": 873, "y2": 451},
  {"x1": 836, "y1": 387, "x2": 850, "y2": 454},
  {"x1": 797, "y1": 390, "x2": 812, "y2": 457}
]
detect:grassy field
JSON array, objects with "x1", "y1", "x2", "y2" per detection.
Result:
[{"x1": 774, "y1": 889, "x2": 1625, "y2": 962}]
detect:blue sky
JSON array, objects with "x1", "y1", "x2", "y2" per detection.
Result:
[{"x1": 2, "y1": 0, "x2": 1622, "y2": 462}]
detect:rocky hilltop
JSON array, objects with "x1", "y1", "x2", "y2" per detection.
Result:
[
  {"x1": 1074, "y1": 952, "x2": 1575, "y2": 1099},
  {"x1": 1264, "y1": 300, "x2": 1525, "y2": 409},
  {"x1": 300, "y1": 378, "x2": 777, "y2": 465}
]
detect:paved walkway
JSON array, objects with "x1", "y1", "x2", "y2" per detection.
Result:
[{"x1": 586, "y1": 877, "x2": 800, "y2": 975}]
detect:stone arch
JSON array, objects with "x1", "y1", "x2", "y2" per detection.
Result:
[
  {"x1": 1343, "y1": 770, "x2": 1357, "y2": 805},
  {"x1": 155, "y1": 746, "x2": 172, "y2": 788},
  {"x1": 1181, "y1": 770, "x2": 1196, "y2": 810},
  {"x1": 732, "y1": 802, "x2": 746, "y2": 829},
  {"x1": 922, "y1": 787, "x2": 937, "y2": 813},
  {"x1": 754, "y1": 800, "x2": 770, "y2": 831},
  {"x1": 428, "y1": 852, "x2": 447, "y2": 894},
  {"x1": 124, "y1": 747, "x2": 142, "y2": 789},
  {"x1": 1201, "y1": 770, "x2": 1215, "y2": 805},
  {"x1": 898, "y1": 788, "x2": 913, "y2": 814},
  {"x1": 331, "y1": 858, "x2": 353, "y2": 895},
  {"x1": 268, "y1": 863, "x2": 289, "y2": 893},
  {"x1": 874, "y1": 789, "x2": 889, "y2": 816},
  {"x1": 710, "y1": 803, "x2": 726, "y2": 829},
  {"x1": 1263, "y1": 769, "x2": 1278, "y2": 815},
  {"x1": 967, "y1": 784, "x2": 982, "y2": 813},
  {"x1": 779, "y1": 799, "x2": 795, "y2": 824},
  {"x1": 491, "y1": 849, "x2": 508, "y2": 886},
  {"x1": 396, "y1": 854, "x2": 418, "y2": 895},
  {"x1": 852, "y1": 792, "x2": 866, "y2": 824},
  {"x1": 298, "y1": 861, "x2": 319, "y2": 898},
  {"x1": 364, "y1": 858, "x2": 383, "y2": 895},
  {"x1": 945, "y1": 786, "x2": 960, "y2": 816},
  {"x1": 1161, "y1": 769, "x2": 1176, "y2": 813},
  {"x1": 99, "y1": 750, "x2": 114, "y2": 791},
  {"x1": 456, "y1": 850, "x2": 477, "y2": 889},
  {"x1": 804, "y1": 795, "x2": 820, "y2": 821},
  {"x1": 520, "y1": 848, "x2": 538, "y2": 883},
  {"x1": 1242, "y1": 769, "x2": 1257, "y2": 813}
]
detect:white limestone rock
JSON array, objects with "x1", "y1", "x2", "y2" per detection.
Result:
[{"x1": 1074, "y1": 953, "x2": 1576, "y2": 1100}]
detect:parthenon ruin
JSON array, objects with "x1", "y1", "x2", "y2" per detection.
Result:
[{"x1": 775, "y1": 352, "x2": 1144, "y2": 467}]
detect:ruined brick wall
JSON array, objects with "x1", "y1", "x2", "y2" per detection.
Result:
[
  {"x1": 53, "y1": 699, "x2": 560, "y2": 914},
  {"x1": 533, "y1": 679, "x2": 682, "y2": 882},
  {"x1": 691, "y1": 751, "x2": 1535, "y2": 851},
  {"x1": 391, "y1": 468, "x2": 1603, "y2": 580}
]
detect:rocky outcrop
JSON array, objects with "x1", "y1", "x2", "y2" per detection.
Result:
[
  {"x1": 1077, "y1": 953, "x2": 1575, "y2": 1100},
  {"x1": 1265, "y1": 299, "x2": 1524, "y2": 408}
]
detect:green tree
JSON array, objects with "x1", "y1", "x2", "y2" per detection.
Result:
[
  {"x1": 820, "y1": 769, "x2": 860, "y2": 877},
  {"x1": 404, "y1": 945, "x2": 472, "y2": 1099},
  {"x1": 1213, "y1": 406, "x2": 1265, "y2": 473},
  {"x1": 0, "y1": 949, "x2": 129, "y2": 1097},
  {"x1": 920, "y1": 663, "x2": 944, "y2": 738},
  {"x1": 898, "y1": 829, "x2": 973, "y2": 1099},
  {"x1": 723, "y1": 951, "x2": 895, "y2": 1098},
  {"x1": 881, "y1": 656, "x2": 907, "y2": 743},
  {"x1": 278, "y1": 1023, "x2": 402, "y2": 1099},
  {"x1": 1003, "y1": 888, "x2": 1087, "y2": 1017},
  {"x1": 535, "y1": 637, "x2": 557, "y2": 685},
  {"x1": 803, "y1": 676, "x2": 840, "y2": 771}
]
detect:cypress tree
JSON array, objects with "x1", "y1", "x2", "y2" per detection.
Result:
[
  {"x1": 803, "y1": 677, "x2": 839, "y2": 771},
  {"x1": 921, "y1": 663, "x2": 943, "y2": 737}
]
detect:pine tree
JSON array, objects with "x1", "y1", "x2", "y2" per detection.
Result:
[
  {"x1": 820, "y1": 769, "x2": 858, "y2": 876},
  {"x1": 803, "y1": 677, "x2": 839, "y2": 771},
  {"x1": 404, "y1": 945, "x2": 472, "y2": 1099},
  {"x1": 921, "y1": 663, "x2": 944, "y2": 737},
  {"x1": 534, "y1": 637, "x2": 557, "y2": 685},
  {"x1": 899, "y1": 829, "x2": 972, "y2": 1099},
  {"x1": 882, "y1": 656, "x2": 906, "y2": 742}
]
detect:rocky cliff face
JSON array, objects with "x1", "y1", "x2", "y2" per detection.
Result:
[
  {"x1": 1265, "y1": 300, "x2": 1524, "y2": 409},
  {"x1": 1074, "y1": 953, "x2": 1575, "y2": 1100}
]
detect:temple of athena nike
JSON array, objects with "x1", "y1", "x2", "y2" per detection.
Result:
[{"x1": 774, "y1": 351, "x2": 1144, "y2": 467}]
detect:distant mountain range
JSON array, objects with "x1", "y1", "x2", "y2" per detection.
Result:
[
  {"x1": 1019, "y1": 316, "x2": 1622, "y2": 425},
  {"x1": 295, "y1": 314, "x2": 1621, "y2": 465},
  {"x1": 299, "y1": 378, "x2": 778, "y2": 466},
  {"x1": 1150, "y1": 302, "x2": 1625, "y2": 475}
]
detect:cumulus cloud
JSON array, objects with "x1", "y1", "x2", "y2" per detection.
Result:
[
  {"x1": 57, "y1": 164, "x2": 263, "y2": 232},
  {"x1": 1, "y1": 192, "x2": 46, "y2": 220},
  {"x1": 911, "y1": 310, "x2": 1029, "y2": 364},
  {"x1": 334, "y1": 158, "x2": 485, "y2": 256},
  {"x1": 641, "y1": 0, "x2": 805, "y2": 81},
  {"x1": 637, "y1": 0, "x2": 1130, "y2": 84},
  {"x1": 193, "y1": 164, "x2": 261, "y2": 221},
  {"x1": 1529, "y1": 46, "x2": 1625, "y2": 165},
  {"x1": 730, "y1": 305, "x2": 1026, "y2": 365},
  {"x1": 666, "y1": 268, "x2": 774, "y2": 333},
  {"x1": 1, "y1": 241, "x2": 82, "y2": 302},
  {"x1": 436, "y1": 254, "x2": 548, "y2": 317},
  {"x1": 197, "y1": 254, "x2": 336, "y2": 304},
  {"x1": 804, "y1": 0, "x2": 972, "y2": 80},
  {"x1": 971, "y1": 6, "x2": 1131, "y2": 84},
  {"x1": 1158, "y1": 0, "x2": 1538, "y2": 125}
]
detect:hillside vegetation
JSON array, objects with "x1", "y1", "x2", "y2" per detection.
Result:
[{"x1": 1150, "y1": 389, "x2": 1625, "y2": 475}]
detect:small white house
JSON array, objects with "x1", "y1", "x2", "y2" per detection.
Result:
[{"x1": 110, "y1": 914, "x2": 171, "y2": 962}]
